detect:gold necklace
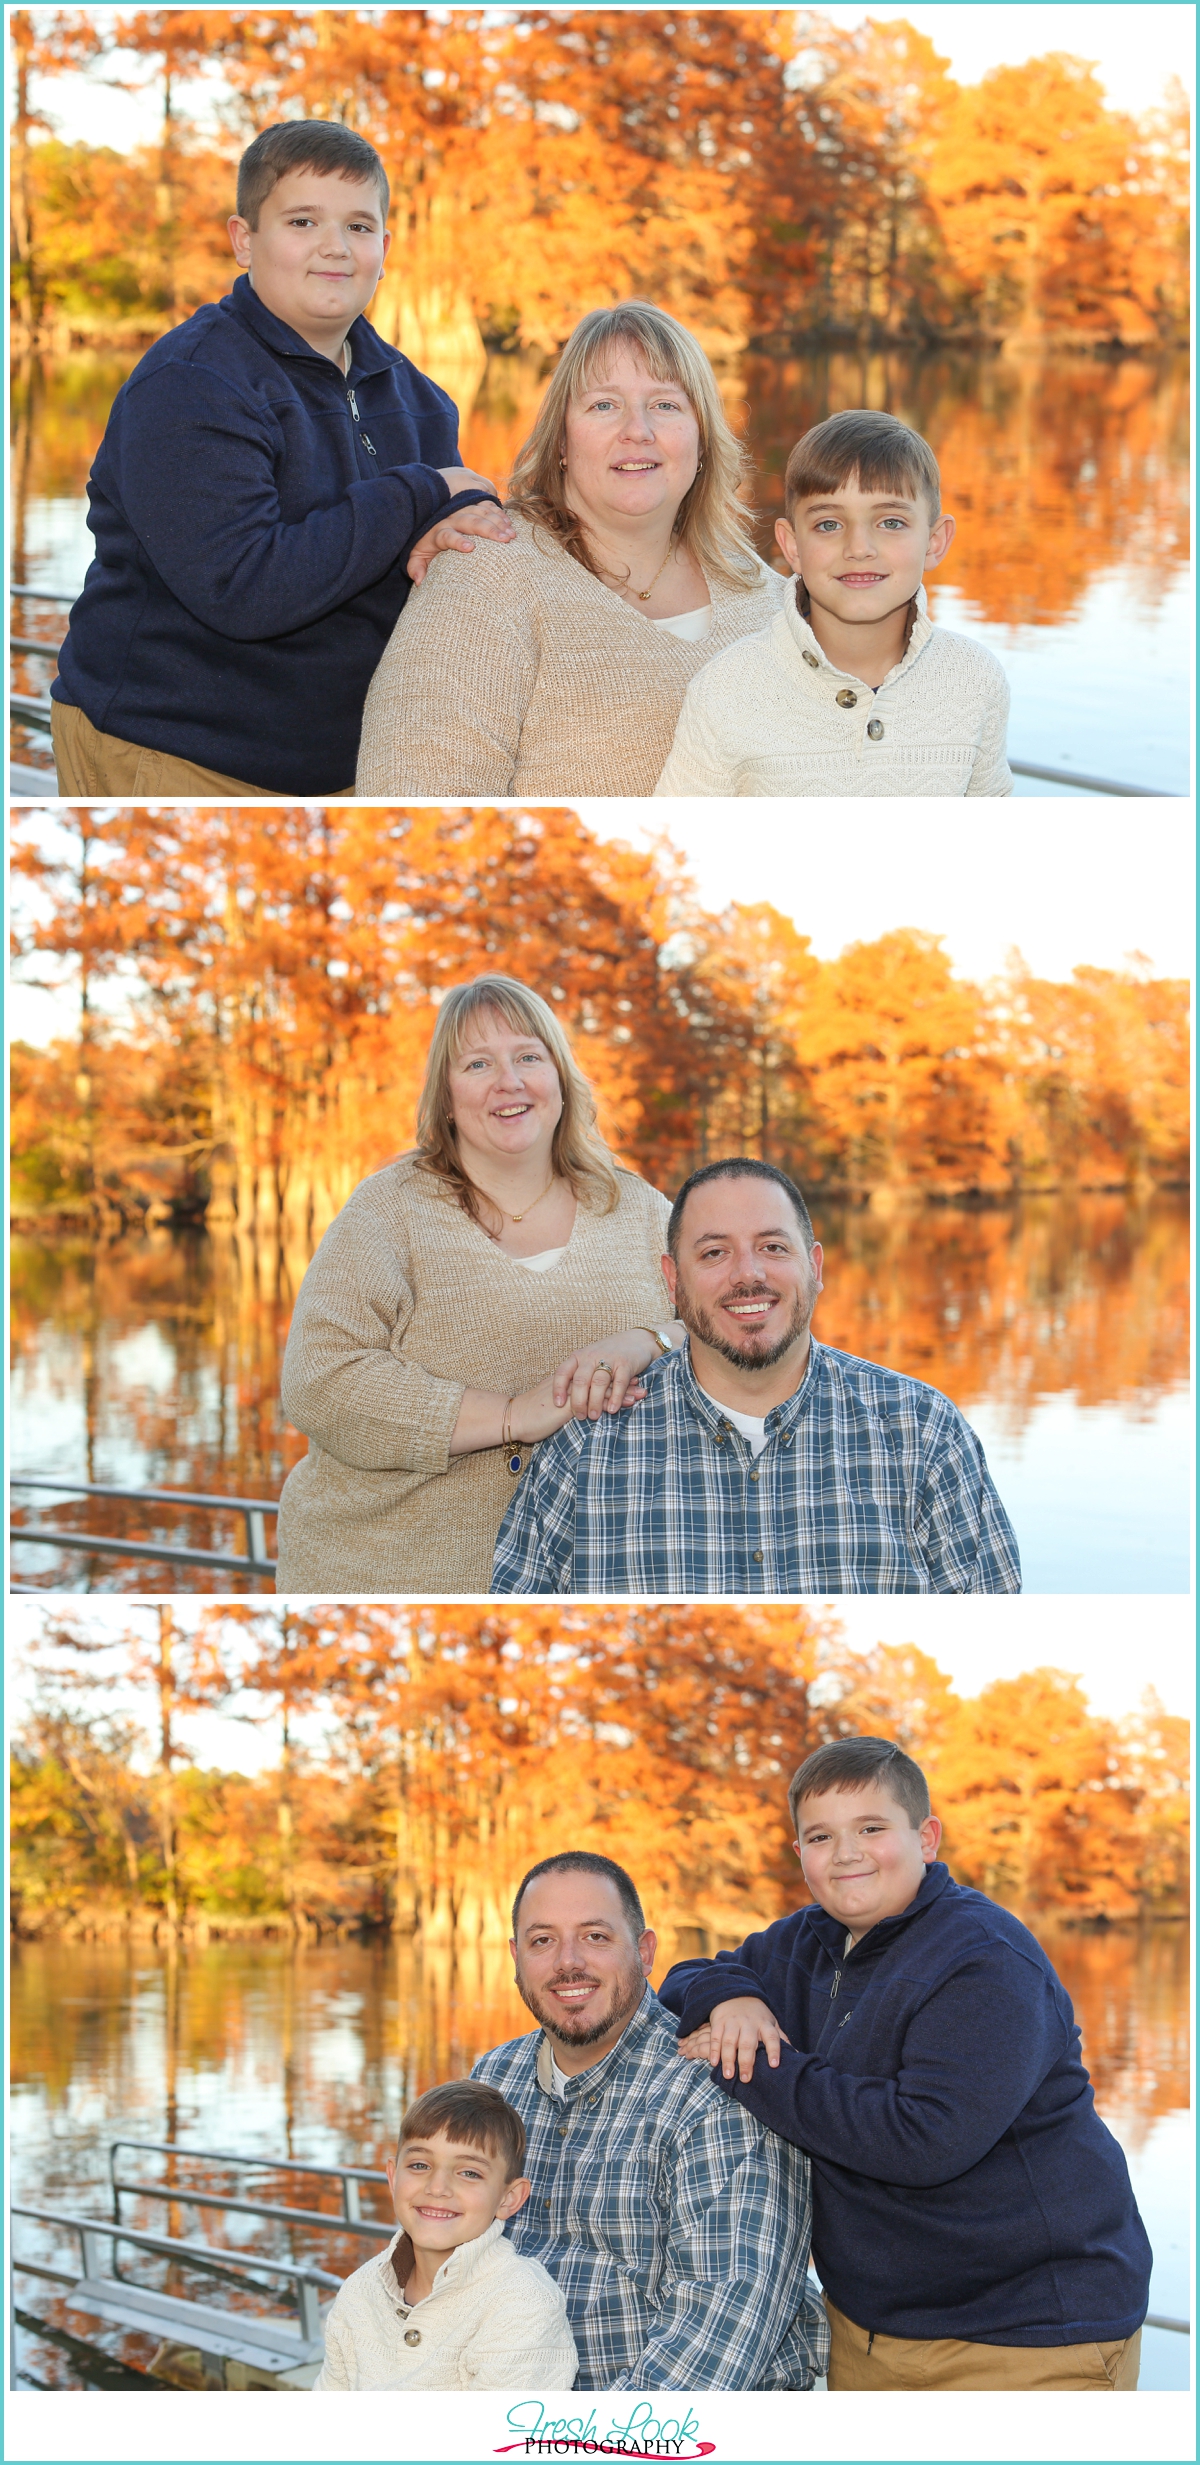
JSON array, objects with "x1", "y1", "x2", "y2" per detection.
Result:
[
  {"x1": 504, "y1": 1174, "x2": 557, "y2": 1224},
  {"x1": 634, "y1": 541, "x2": 676, "y2": 602}
]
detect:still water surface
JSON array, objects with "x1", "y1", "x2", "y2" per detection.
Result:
[
  {"x1": 10, "y1": 347, "x2": 1190, "y2": 795},
  {"x1": 9, "y1": 1926, "x2": 1190, "y2": 2391},
  {"x1": 10, "y1": 1194, "x2": 1189, "y2": 1594}
]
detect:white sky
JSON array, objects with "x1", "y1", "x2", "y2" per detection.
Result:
[
  {"x1": 577, "y1": 801, "x2": 1195, "y2": 985},
  {"x1": 20, "y1": 3, "x2": 1193, "y2": 155},
  {"x1": 7, "y1": 1596, "x2": 1190, "y2": 1776}
]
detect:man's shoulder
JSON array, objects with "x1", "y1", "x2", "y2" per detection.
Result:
[
  {"x1": 815, "y1": 1341, "x2": 964, "y2": 1424},
  {"x1": 473, "y1": 2029, "x2": 541, "y2": 2088}
]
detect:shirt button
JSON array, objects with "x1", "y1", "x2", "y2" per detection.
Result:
[
  {"x1": 753, "y1": 1548, "x2": 764, "y2": 1562},
  {"x1": 867, "y1": 717, "x2": 884, "y2": 740},
  {"x1": 404, "y1": 2329, "x2": 421, "y2": 2346},
  {"x1": 558, "y1": 2124, "x2": 568, "y2": 2136},
  {"x1": 803, "y1": 650, "x2": 819, "y2": 669},
  {"x1": 545, "y1": 2198, "x2": 551, "y2": 2207},
  {"x1": 835, "y1": 688, "x2": 858, "y2": 708},
  {"x1": 749, "y1": 1470, "x2": 760, "y2": 1482}
]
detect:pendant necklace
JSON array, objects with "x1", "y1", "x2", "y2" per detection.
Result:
[
  {"x1": 635, "y1": 542, "x2": 676, "y2": 602},
  {"x1": 504, "y1": 1175, "x2": 556, "y2": 1223}
]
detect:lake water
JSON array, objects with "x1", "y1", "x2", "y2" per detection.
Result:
[
  {"x1": 9, "y1": 1924, "x2": 1189, "y2": 2392},
  {"x1": 10, "y1": 347, "x2": 1190, "y2": 796},
  {"x1": 9, "y1": 1194, "x2": 1190, "y2": 1594}
]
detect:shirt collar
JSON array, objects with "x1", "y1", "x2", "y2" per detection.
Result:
[
  {"x1": 375, "y1": 2213, "x2": 506, "y2": 2312},
  {"x1": 805, "y1": 1858, "x2": 953, "y2": 1962},
  {"x1": 225, "y1": 270, "x2": 392, "y2": 378},
  {"x1": 674, "y1": 1336, "x2": 821, "y2": 1443},
  {"x1": 534, "y1": 1983, "x2": 657, "y2": 2098},
  {"x1": 780, "y1": 578, "x2": 933, "y2": 688}
]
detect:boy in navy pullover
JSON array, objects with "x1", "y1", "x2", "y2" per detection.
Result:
[
  {"x1": 660, "y1": 1735, "x2": 1151, "y2": 2391},
  {"x1": 52, "y1": 119, "x2": 512, "y2": 797}
]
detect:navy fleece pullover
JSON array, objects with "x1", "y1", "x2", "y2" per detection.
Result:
[
  {"x1": 53, "y1": 274, "x2": 497, "y2": 792},
  {"x1": 659, "y1": 1864, "x2": 1151, "y2": 2347}
]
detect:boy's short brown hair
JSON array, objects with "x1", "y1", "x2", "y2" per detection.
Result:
[
  {"x1": 784, "y1": 409, "x2": 941, "y2": 522},
  {"x1": 788, "y1": 1735, "x2": 931, "y2": 1836},
  {"x1": 398, "y1": 2080, "x2": 526, "y2": 2182},
  {"x1": 236, "y1": 120, "x2": 390, "y2": 229}
]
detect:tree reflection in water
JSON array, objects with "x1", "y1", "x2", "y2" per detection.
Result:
[{"x1": 9, "y1": 1195, "x2": 1190, "y2": 1590}]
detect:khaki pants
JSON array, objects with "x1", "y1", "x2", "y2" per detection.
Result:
[
  {"x1": 825, "y1": 2296, "x2": 1141, "y2": 2391},
  {"x1": 50, "y1": 699, "x2": 354, "y2": 799}
]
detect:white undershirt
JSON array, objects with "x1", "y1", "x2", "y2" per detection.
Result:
[
  {"x1": 513, "y1": 1245, "x2": 568, "y2": 1273},
  {"x1": 549, "y1": 2051, "x2": 571, "y2": 2098},
  {"x1": 722, "y1": 1405, "x2": 771, "y2": 1458},
  {"x1": 651, "y1": 603, "x2": 715, "y2": 642}
]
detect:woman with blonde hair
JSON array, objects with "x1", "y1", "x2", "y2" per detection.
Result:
[
  {"x1": 355, "y1": 301, "x2": 786, "y2": 796},
  {"x1": 276, "y1": 973, "x2": 681, "y2": 1592}
]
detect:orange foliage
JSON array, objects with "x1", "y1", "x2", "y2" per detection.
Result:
[
  {"x1": 12, "y1": 11, "x2": 1189, "y2": 355},
  {"x1": 12, "y1": 806, "x2": 1190, "y2": 1261},
  {"x1": 12, "y1": 1605, "x2": 1189, "y2": 1936}
]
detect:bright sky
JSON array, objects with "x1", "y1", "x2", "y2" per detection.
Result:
[
  {"x1": 7, "y1": 1596, "x2": 1189, "y2": 1777},
  {"x1": 575, "y1": 801, "x2": 1195, "y2": 985},
  {"x1": 807, "y1": 4, "x2": 1193, "y2": 113},
  {"x1": 22, "y1": 2, "x2": 1194, "y2": 153}
]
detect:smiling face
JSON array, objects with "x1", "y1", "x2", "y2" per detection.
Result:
[
  {"x1": 664, "y1": 1175, "x2": 823, "y2": 1373},
  {"x1": 387, "y1": 2131, "x2": 530, "y2": 2259},
  {"x1": 446, "y1": 1007, "x2": 564, "y2": 1176},
  {"x1": 511, "y1": 1871, "x2": 656, "y2": 2072},
  {"x1": 228, "y1": 167, "x2": 390, "y2": 358},
  {"x1": 795, "y1": 1781, "x2": 942, "y2": 1942},
  {"x1": 776, "y1": 474, "x2": 954, "y2": 628},
  {"x1": 561, "y1": 345, "x2": 702, "y2": 531}
]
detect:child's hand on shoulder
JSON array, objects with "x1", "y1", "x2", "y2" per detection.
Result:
[
  {"x1": 678, "y1": 1997, "x2": 790, "y2": 2083},
  {"x1": 409, "y1": 484, "x2": 517, "y2": 584}
]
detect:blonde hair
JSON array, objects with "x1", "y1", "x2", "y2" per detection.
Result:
[
  {"x1": 507, "y1": 302, "x2": 762, "y2": 591},
  {"x1": 415, "y1": 975, "x2": 620, "y2": 1229}
]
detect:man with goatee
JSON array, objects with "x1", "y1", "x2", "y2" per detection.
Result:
[
  {"x1": 491, "y1": 1156, "x2": 1020, "y2": 1594},
  {"x1": 473, "y1": 1851, "x2": 828, "y2": 2390}
]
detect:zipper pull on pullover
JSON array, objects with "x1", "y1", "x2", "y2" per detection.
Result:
[{"x1": 347, "y1": 386, "x2": 377, "y2": 455}]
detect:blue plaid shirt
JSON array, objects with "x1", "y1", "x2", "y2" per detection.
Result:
[
  {"x1": 492, "y1": 1339, "x2": 1020, "y2": 1594},
  {"x1": 474, "y1": 1989, "x2": 828, "y2": 2390}
]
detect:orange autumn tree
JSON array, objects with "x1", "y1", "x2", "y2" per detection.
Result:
[
  {"x1": 11, "y1": 806, "x2": 1190, "y2": 1243},
  {"x1": 14, "y1": 12, "x2": 1189, "y2": 354},
  {"x1": 13, "y1": 1605, "x2": 1189, "y2": 1933}
]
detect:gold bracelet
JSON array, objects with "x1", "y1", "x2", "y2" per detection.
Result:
[{"x1": 501, "y1": 1396, "x2": 524, "y2": 1478}]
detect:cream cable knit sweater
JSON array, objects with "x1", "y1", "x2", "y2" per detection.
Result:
[
  {"x1": 354, "y1": 516, "x2": 786, "y2": 797},
  {"x1": 276, "y1": 1156, "x2": 672, "y2": 1594},
  {"x1": 315, "y1": 2218, "x2": 577, "y2": 2392},
  {"x1": 654, "y1": 583, "x2": 1012, "y2": 797}
]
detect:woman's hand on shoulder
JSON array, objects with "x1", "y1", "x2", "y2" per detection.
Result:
[
  {"x1": 551, "y1": 1327, "x2": 660, "y2": 1420},
  {"x1": 508, "y1": 1330, "x2": 658, "y2": 1444}
]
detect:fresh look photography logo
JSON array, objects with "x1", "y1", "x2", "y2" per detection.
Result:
[{"x1": 495, "y1": 2398, "x2": 715, "y2": 2457}]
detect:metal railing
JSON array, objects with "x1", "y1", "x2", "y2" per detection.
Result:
[
  {"x1": 10, "y1": 1474, "x2": 278, "y2": 1580},
  {"x1": 110, "y1": 2137, "x2": 394, "y2": 2238},
  {"x1": 1009, "y1": 758, "x2": 1176, "y2": 797},
  {"x1": 11, "y1": 2203, "x2": 338, "y2": 2350}
]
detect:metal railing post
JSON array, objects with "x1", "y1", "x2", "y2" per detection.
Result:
[
  {"x1": 78, "y1": 2225, "x2": 106, "y2": 2281},
  {"x1": 342, "y1": 2176, "x2": 362, "y2": 2224},
  {"x1": 295, "y1": 2277, "x2": 323, "y2": 2346}
]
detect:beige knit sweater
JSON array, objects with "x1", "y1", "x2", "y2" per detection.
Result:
[
  {"x1": 654, "y1": 583, "x2": 1012, "y2": 796},
  {"x1": 276, "y1": 1157, "x2": 672, "y2": 1594},
  {"x1": 354, "y1": 516, "x2": 786, "y2": 797},
  {"x1": 315, "y1": 2218, "x2": 577, "y2": 2392}
]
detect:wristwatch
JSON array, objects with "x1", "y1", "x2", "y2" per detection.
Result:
[{"x1": 639, "y1": 1326, "x2": 674, "y2": 1356}]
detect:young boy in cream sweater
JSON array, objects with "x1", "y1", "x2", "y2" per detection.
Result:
[
  {"x1": 315, "y1": 2079, "x2": 577, "y2": 2390},
  {"x1": 655, "y1": 408, "x2": 1011, "y2": 798}
]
